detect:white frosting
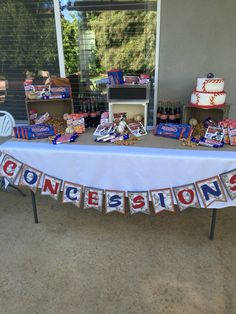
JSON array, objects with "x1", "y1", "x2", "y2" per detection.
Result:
[
  {"x1": 196, "y1": 78, "x2": 224, "y2": 92},
  {"x1": 191, "y1": 91, "x2": 226, "y2": 107}
]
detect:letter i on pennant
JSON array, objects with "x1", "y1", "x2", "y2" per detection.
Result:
[
  {"x1": 150, "y1": 188, "x2": 175, "y2": 214},
  {"x1": 41, "y1": 174, "x2": 62, "y2": 201},
  {"x1": 128, "y1": 191, "x2": 150, "y2": 215},
  {"x1": 105, "y1": 190, "x2": 125, "y2": 214},
  {"x1": 84, "y1": 187, "x2": 104, "y2": 212},
  {"x1": 62, "y1": 181, "x2": 83, "y2": 208},
  {"x1": 220, "y1": 169, "x2": 236, "y2": 200},
  {"x1": 196, "y1": 176, "x2": 227, "y2": 207},
  {"x1": 173, "y1": 183, "x2": 200, "y2": 211},
  {"x1": 19, "y1": 165, "x2": 42, "y2": 192},
  {"x1": 0, "y1": 154, "x2": 22, "y2": 184}
]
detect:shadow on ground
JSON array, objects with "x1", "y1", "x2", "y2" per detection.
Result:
[{"x1": 0, "y1": 187, "x2": 235, "y2": 314}]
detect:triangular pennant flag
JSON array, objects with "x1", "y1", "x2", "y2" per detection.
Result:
[
  {"x1": 128, "y1": 191, "x2": 150, "y2": 215},
  {"x1": 84, "y1": 187, "x2": 104, "y2": 211},
  {"x1": 62, "y1": 181, "x2": 83, "y2": 208},
  {"x1": 0, "y1": 154, "x2": 22, "y2": 184},
  {"x1": 19, "y1": 164, "x2": 42, "y2": 192},
  {"x1": 41, "y1": 174, "x2": 62, "y2": 201},
  {"x1": 105, "y1": 190, "x2": 125, "y2": 214},
  {"x1": 173, "y1": 183, "x2": 200, "y2": 211},
  {"x1": 150, "y1": 188, "x2": 175, "y2": 214},
  {"x1": 220, "y1": 169, "x2": 236, "y2": 200},
  {"x1": 196, "y1": 176, "x2": 227, "y2": 207}
]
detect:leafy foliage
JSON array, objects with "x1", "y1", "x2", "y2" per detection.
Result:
[
  {"x1": 87, "y1": 10, "x2": 157, "y2": 74},
  {"x1": 61, "y1": 15, "x2": 79, "y2": 75},
  {"x1": 0, "y1": 0, "x2": 59, "y2": 77}
]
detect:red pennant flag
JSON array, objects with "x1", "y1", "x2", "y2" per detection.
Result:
[
  {"x1": 173, "y1": 183, "x2": 200, "y2": 211},
  {"x1": 220, "y1": 169, "x2": 236, "y2": 200},
  {"x1": 41, "y1": 174, "x2": 62, "y2": 201},
  {"x1": 84, "y1": 187, "x2": 104, "y2": 211},
  {"x1": 128, "y1": 191, "x2": 150, "y2": 215},
  {"x1": 0, "y1": 154, "x2": 22, "y2": 184}
]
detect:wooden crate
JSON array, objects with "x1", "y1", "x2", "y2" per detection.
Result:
[
  {"x1": 182, "y1": 105, "x2": 230, "y2": 124},
  {"x1": 26, "y1": 98, "x2": 74, "y2": 123},
  {"x1": 109, "y1": 101, "x2": 148, "y2": 128}
]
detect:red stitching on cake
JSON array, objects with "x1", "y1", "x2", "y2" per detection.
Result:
[{"x1": 195, "y1": 92, "x2": 200, "y2": 104}]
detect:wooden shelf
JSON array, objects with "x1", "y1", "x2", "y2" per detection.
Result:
[
  {"x1": 25, "y1": 98, "x2": 74, "y2": 123},
  {"x1": 182, "y1": 105, "x2": 230, "y2": 124}
]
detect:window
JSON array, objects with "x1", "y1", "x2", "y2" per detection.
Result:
[
  {"x1": 61, "y1": 0, "x2": 158, "y2": 123},
  {"x1": 0, "y1": 0, "x2": 59, "y2": 120}
]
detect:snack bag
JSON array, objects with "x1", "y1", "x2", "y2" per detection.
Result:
[{"x1": 107, "y1": 69, "x2": 124, "y2": 85}]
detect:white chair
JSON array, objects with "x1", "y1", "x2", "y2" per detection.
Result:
[
  {"x1": 0, "y1": 110, "x2": 15, "y2": 137},
  {"x1": 0, "y1": 111, "x2": 25, "y2": 196}
]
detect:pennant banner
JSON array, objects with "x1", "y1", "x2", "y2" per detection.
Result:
[
  {"x1": 220, "y1": 169, "x2": 236, "y2": 200},
  {"x1": 105, "y1": 190, "x2": 125, "y2": 214},
  {"x1": 196, "y1": 176, "x2": 227, "y2": 207},
  {"x1": 128, "y1": 191, "x2": 150, "y2": 215},
  {"x1": 62, "y1": 181, "x2": 83, "y2": 208},
  {"x1": 0, "y1": 154, "x2": 22, "y2": 184},
  {"x1": 19, "y1": 164, "x2": 42, "y2": 192},
  {"x1": 150, "y1": 188, "x2": 175, "y2": 214},
  {"x1": 173, "y1": 183, "x2": 200, "y2": 211},
  {"x1": 41, "y1": 174, "x2": 62, "y2": 200},
  {"x1": 1, "y1": 153, "x2": 235, "y2": 213},
  {"x1": 84, "y1": 187, "x2": 104, "y2": 211}
]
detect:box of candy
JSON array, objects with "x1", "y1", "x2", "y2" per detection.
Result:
[{"x1": 14, "y1": 124, "x2": 55, "y2": 140}]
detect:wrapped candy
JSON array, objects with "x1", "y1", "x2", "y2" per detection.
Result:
[{"x1": 52, "y1": 133, "x2": 78, "y2": 145}]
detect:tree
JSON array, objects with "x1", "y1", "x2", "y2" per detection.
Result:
[
  {"x1": 87, "y1": 10, "x2": 157, "y2": 74},
  {"x1": 61, "y1": 15, "x2": 79, "y2": 75},
  {"x1": 0, "y1": 0, "x2": 59, "y2": 78}
]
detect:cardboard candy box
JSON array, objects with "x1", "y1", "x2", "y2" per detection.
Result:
[{"x1": 14, "y1": 124, "x2": 55, "y2": 140}]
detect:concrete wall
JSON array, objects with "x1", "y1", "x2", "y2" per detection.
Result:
[{"x1": 158, "y1": 0, "x2": 236, "y2": 118}]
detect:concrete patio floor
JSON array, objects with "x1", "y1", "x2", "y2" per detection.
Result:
[{"x1": 0, "y1": 186, "x2": 235, "y2": 314}]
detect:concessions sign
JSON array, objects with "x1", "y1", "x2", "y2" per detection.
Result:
[{"x1": 0, "y1": 154, "x2": 234, "y2": 214}]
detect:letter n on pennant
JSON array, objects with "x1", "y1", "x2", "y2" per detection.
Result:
[
  {"x1": 105, "y1": 190, "x2": 125, "y2": 214},
  {"x1": 128, "y1": 191, "x2": 150, "y2": 215},
  {"x1": 173, "y1": 183, "x2": 200, "y2": 211},
  {"x1": 62, "y1": 181, "x2": 83, "y2": 208},
  {"x1": 19, "y1": 165, "x2": 42, "y2": 192},
  {"x1": 196, "y1": 176, "x2": 227, "y2": 207},
  {"x1": 41, "y1": 174, "x2": 62, "y2": 201},
  {"x1": 0, "y1": 154, "x2": 22, "y2": 184},
  {"x1": 220, "y1": 169, "x2": 236, "y2": 200},
  {"x1": 84, "y1": 187, "x2": 104, "y2": 211},
  {"x1": 150, "y1": 188, "x2": 175, "y2": 214}
]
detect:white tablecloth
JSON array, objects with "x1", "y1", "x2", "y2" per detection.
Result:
[{"x1": 1, "y1": 140, "x2": 236, "y2": 208}]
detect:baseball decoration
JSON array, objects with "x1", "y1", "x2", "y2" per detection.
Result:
[
  {"x1": 150, "y1": 188, "x2": 175, "y2": 214},
  {"x1": 62, "y1": 181, "x2": 83, "y2": 207},
  {"x1": 105, "y1": 190, "x2": 125, "y2": 214},
  {"x1": 207, "y1": 73, "x2": 214, "y2": 78},
  {"x1": 173, "y1": 183, "x2": 200, "y2": 211},
  {"x1": 41, "y1": 174, "x2": 62, "y2": 200},
  {"x1": 220, "y1": 169, "x2": 236, "y2": 200},
  {"x1": 84, "y1": 187, "x2": 104, "y2": 211},
  {"x1": 128, "y1": 191, "x2": 150, "y2": 215},
  {"x1": 0, "y1": 154, "x2": 22, "y2": 184},
  {"x1": 189, "y1": 118, "x2": 198, "y2": 127},
  {"x1": 19, "y1": 165, "x2": 42, "y2": 192},
  {"x1": 196, "y1": 176, "x2": 227, "y2": 207}
]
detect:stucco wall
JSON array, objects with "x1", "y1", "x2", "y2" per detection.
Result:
[{"x1": 158, "y1": 0, "x2": 236, "y2": 118}]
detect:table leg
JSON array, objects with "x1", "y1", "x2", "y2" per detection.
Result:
[
  {"x1": 30, "y1": 190, "x2": 39, "y2": 224},
  {"x1": 209, "y1": 208, "x2": 217, "y2": 240}
]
